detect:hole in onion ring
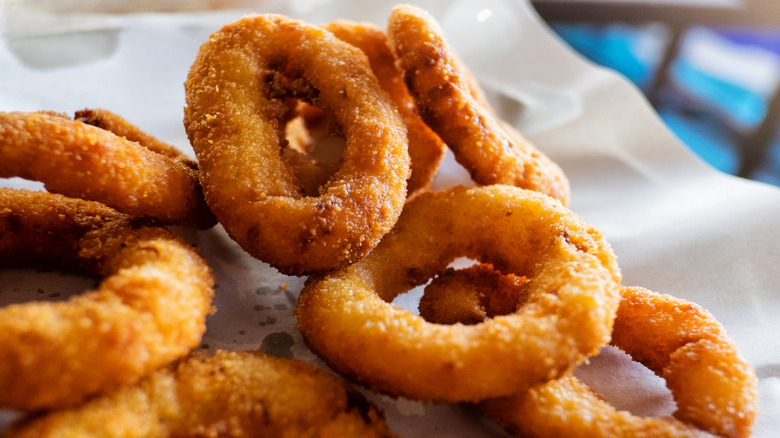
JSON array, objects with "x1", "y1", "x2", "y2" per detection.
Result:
[
  {"x1": 285, "y1": 102, "x2": 346, "y2": 164},
  {"x1": 392, "y1": 257, "x2": 483, "y2": 314},
  {"x1": 282, "y1": 100, "x2": 346, "y2": 197},
  {"x1": 573, "y1": 345, "x2": 676, "y2": 419}
]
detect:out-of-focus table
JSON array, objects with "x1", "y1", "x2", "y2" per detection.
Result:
[
  {"x1": 531, "y1": 0, "x2": 776, "y2": 26},
  {"x1": 531, "y1": 0, "x2": 780, "y2": 182}
]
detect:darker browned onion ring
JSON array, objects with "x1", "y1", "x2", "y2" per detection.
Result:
[{"x1": 184, "y1": 14, "x2": 411, "y2": 275}]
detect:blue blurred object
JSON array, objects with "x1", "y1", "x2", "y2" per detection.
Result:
[
  {"x1": 551, "y1": 22, "x2": 668, "y2": 91},
  {"x1": 658, "y1": 109, "x2": 741, "y2": 174},
  {"x1": 750, "y1": 131, "x2": 780, "y2": 185},
  {"x1": 669, "y1": 59, "x2": 768, "y2": 129},
  {"x1": 714, "y1": 27, "x2": 780, "y2": 57},
  {"x1": 551, "y1": 21, "x2": 780, "y2": 182},
  {"x1": 669, "y1": 27, "x2": 780, "y2": 131}
]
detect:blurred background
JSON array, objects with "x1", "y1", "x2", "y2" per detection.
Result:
[
  {"x1": 531, "y1": 0, "x2": 780, "y2": 186},
  {"x1": 3, "y1": 0, "x2": 779, "y2": 186}
]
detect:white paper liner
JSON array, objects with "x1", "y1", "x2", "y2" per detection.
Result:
[{"x1": 1, "y1": 0, "x2": 779, "y2": 436}]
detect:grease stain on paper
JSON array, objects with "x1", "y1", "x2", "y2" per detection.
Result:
[{"x1": 259, "y1": 331, "x2": 295, "y2": 359}]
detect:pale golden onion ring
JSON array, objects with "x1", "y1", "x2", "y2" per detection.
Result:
[{"x1": 297, "y1": 185, "x2": 620, "y2": 402}]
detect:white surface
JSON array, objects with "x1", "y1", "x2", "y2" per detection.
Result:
[{"x1": 1, "y1": 0, "x2": 778, "y2": 436}]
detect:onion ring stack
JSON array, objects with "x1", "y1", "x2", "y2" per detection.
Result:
[
  {"x1": 297, "y1": 184, "x2": 621, "y2": 402},
  {"x1": 0, "y1": 188, "x2": 215, "y2": 411},
  {"x1": 0, "y1": 5, "x2": 758, "y2": 437},
  {"x1": 5, "y1": 350, "x2": 396, "y2": 438},
  {"x1": 184, "y1": 13, "x2": 411, "y2": 275},
  {"x1": 0, "y1": 110, "x2": 215, "y2": 229}
]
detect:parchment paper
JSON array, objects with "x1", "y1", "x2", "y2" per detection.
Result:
[{"x1": 1, "y1": 0, "x2": 779, "y2": 436}]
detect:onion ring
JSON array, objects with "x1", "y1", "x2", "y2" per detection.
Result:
[
  {"x1": 387, "y1": 5, "x2": 570, "y2": 204},
  {"x1": 6, "y1": 350, "x2": 396, "y2": 438},
  {"x1": 420, "y1": 275, "x2": 758, "y2": 437},
  {"x1": 184, "y1": 13, "x2": 411, "y2": 275},
  {"x1": 0, "y1": 188, "x2": 215, "y2": 411},
  {"x1": 0, "y1": 111, "x2": 215, "y2": 229},
  {"x1": 324, "y1": 20, "x2": 446, "y2": 198},
  {"x1": 74, "y1": 108, "x2": 197, "y2": 168},
  {"x1": 296, "y1": 185, "x2": 620, "y2": 402}
]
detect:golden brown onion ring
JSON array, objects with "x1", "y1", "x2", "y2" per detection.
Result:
[
  {"x1": 387, "y1": 5, "x2": 570, "y2": 204},
  {"x1": 420, "y1": 274, "x2": 758, "y2": 438},
  {"x1": 74, "y1": 108, "x2": 198, "y2": 168},
  {"x1": 0, "y1": 111, "x2": 215, "y2": 229},
  {"x1": 184, "y1": 14, "x2": 411, "y2": 275},
  {"x1": 296, "y1": 185, "x2": 620, "y2": 402},
  {"x1": 6, "y1": 350, "x2": 396, "y2": 438},
  {"x1": 0, "y1": 188, "x2": 215, "y2": 411}
]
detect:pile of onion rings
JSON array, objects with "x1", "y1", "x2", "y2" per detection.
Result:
[
  {"x1": 287, "y1": 5, "x2": 754, "y2": 435},
  {"x1": 1, "y1": 102, "x2": 395, "y2": 435},
  {"x1": 1, "y1": 3, "x2": 759, "y2": 437}
]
